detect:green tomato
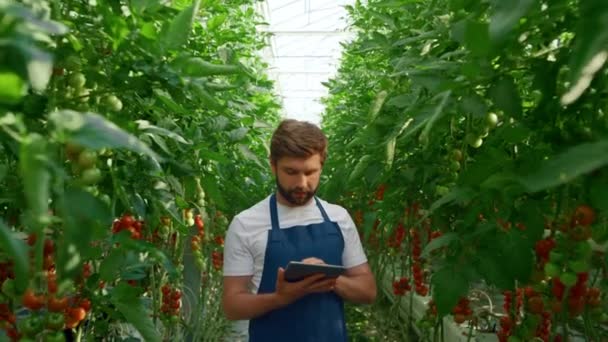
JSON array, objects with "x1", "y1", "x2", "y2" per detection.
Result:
[
  {"x1": 549, "y1": 251, "x2": 564, "y2": 263},
  {"x1": 543, "y1": 262, "x2": 561, "y2": 278},
  {"x1": 103, "y1": 95, "x2": 123, "y2": 112},
  {"x1": 68, "y1": 73, "x2": 86, "y2": 89},
  {"x1": 81, "y1": 167, "x2": 102, "y2": 185},
  {"x1": 64, "y1": 55, "x2": 81, "y2": 70},
  {"x1": 574, "y1": 241, "x2": 592, "y2": 260},
  {"x1": 486, "y1": 112, "x2": 498, "y2": 128},
  {"x1": 99, "y1": 194, "x2": 111, "y2": 205},
  {"x1": 186, "y1": 217, "x2": 195, "y2": 227},
  {"x1": 466, "y1": 133, "x2": 483, "y2": 148},
  {"x1": 77, "y1": 88, "x2": 90, "y2": 103},
  {"x1": 435, "y1": 185, "x2": 449, "y2": 196},
  {"x1": 567, "y1": 260, "x2": 588, "y2": 273},
  {"x1": 19, "y1": 316, "x2": 43, "y2": 337},
  {"x1": 450, "y1": 149, "x2": 463, "y2": 161},
  {"x1": 43, "y1": 331, "x2": 66, "y2": 342},
  {"x1": 45, "y1": 312, "x2": 65, "y2": 331},
  {"x1": 560, "y1": 272, "x2": 578, "y2": 287},
  {"x1": 450, "y1": 160, "x2": 461, "y2": 171},
  {"x1": 418, "y1": 132, "x2": 429, "y2": 145},
  {"x1": 1, "y1": 278, "x2": 16, "y2": 298},
  {"x1": 77, "y1": 150, "x2": 97, "y2": 169},
  {"x1": 507, "y1": 336, "x2": 521, "y2": 342}
]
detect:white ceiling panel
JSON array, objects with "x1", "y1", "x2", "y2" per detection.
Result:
[{"x1": 256, "y1": 0, "x2": 355, "y2": 125}]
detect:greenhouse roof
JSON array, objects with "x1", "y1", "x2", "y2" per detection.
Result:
[{"x1": 256, "y1": 0, "x2": 355, "y2": 126}]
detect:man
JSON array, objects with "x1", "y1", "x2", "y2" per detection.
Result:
[{"x1": 222, "y1": 119, "x2": 376, "y2": 341}]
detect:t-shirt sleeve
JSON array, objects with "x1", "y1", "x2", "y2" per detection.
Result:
[
  {"x1": 223, "y1": 217, "x2": 255, "y2": 276},
  {"x1": 339, "y1": 209, "x2": 368, "y2": 269}
]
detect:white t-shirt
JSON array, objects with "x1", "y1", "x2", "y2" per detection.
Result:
[{"x1": 222, "y1": 194, "x2": 368, "y2": 340}]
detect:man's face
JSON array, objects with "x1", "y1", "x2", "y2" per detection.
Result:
[{"x1": 271, "y1": 154, "x2": 322, "y2": 206}]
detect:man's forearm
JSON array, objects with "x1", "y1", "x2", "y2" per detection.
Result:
[
  {"x1": 223, "y1": 292, "x2": 287, "y2": 321},
  {"x1": 334, "y1": 274, "x2": 377, "y2": 304}
]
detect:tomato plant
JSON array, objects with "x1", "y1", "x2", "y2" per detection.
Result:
[
  {"x1": 0, "y1": 0, "x2": 279, "y2": 340},
  {"x1": 320, "y1": 0, "x2": 608, "y2": 341}
]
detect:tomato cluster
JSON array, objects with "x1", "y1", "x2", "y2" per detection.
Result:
[
  {"x1": 410, "y1": 229, "x2": 428, "y2": 296},
  {"x1": 160, "y1": 284, "x2": 181, "y2": 323},
  {"x1": 451, "y1": 298, "x2": 472, "y2": 324},
  {"x1": 212, "y1": 251, "x2": 223, "y2": 271},
  {"x1": 65, "y1": 143, "x2": 102, "y2": 185},
  {"x1": 192, "y1": 214, "x2": 205, "y2": 269},
  {"x1": 387, "y1": 223, "x2": 406, "y2": 250},
  {"x1": 112, "y1": 214, "x2": 144, "y2": 240},
  {"x1": 392, "y1": 277, "x2": 411, "y2": 296}
]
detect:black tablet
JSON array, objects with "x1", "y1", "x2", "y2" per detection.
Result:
[{"x1": 284, "y1": 261, "x2": 346, "y2": 282}]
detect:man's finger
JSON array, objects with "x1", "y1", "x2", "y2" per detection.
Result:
[
  {"x1": 307, "y1": 278, "x2": 336, "y2": 292},
  {"x1": 300, "y1": 273, "x2": 326, "y2": 285},
  {"x1": 301, "y1": 257, "x2": 325, "y2": 265}
]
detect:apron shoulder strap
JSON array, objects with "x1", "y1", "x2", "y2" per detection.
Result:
[
  {"x1": 314, "y1": 197, "x2": 332, "y2": 223},
  {"x1": 269, "y1": 194, "x2": 282, "y2": 241}
]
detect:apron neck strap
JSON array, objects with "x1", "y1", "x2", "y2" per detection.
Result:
[
  {"x1": 269, "y1": 193, "x2": 332, "y2": 232},
  {"x1": 270, "y1": 194, "x2": 280, "y2": 231},
  {"x1": 313, "y1": 197, "x2": 331, "y2": 223}
]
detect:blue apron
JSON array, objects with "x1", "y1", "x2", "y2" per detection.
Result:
[{"x1": 248, "y1": 194, "x2": 348, "y2": 342}]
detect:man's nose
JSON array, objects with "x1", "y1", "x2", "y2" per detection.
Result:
[{"x1": 296, "y1": 174, "x2": 307, "y2": 188}]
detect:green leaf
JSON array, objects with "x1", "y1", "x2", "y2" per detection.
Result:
[
  {"x1": 474, "y1": 250, "x2": 513, "y2": 289},
  {"x1": 432, "y1": 264, "x2": 469, "y2": 316},
  {"x1": 162, "y1": 0, "x2": 201, "y2": 51},
  {"x1": 501, "y1": 231, "x2": 534, "y2": 282},
  {"x1": 99, "y1": 249, "x2": 125, "y2": 281},
  {"x1": 200, "y1": 176, "x2": 226, "y2": 209},
  {"x1": 362, "y1": 211, "x2": 378, "y2": 242},
  {"x1": 19, "y1": 134, "x2": 50, "y2": 228},
  {"x1": 140, "y1": 22, "x2": 158, "y2": 40},
  {"x1": 130, "y1": 0, "x2": 162, "y2": 14},
  {"x1": 465, "y1": 20, "x2": 490, "y2": 56},
  {"x1": 461, "y1": 94, "x2": 487, "y2": 118},
  {"x1": 488, "y1": 0, "x2": 536, "y2": 41},
  {"x1": 488, "y1": 77, "x2": 522, "y2": 118},
  {"x1": 561, "y1": 0, "x2": 608, "y2": 105},
  {"x1": 14, "y1": 42, "x2": 53, "y2": 92},
  {"x1": 420, "y1": 91, "x2": 451, "y2": 142},
  {"x1": 1, "y1": 3, "x2": 68, "y2": 34},
  {"x1": 207, "y1": 14, "x2": 227, "y2": 30},
  {"x1": 498, "y1": 123, "x2": 531, "y2": 143},
  {"x1": 49, "y1": 111, "x2": 162, "y2": 164},
  {"x1": 136, "y1": 120, "x2": 191, "y2": 144},
  {"x1": 421, "y1": 232, "x2": 458, "y2": 258},
  {"x1": 386, "y1": 137, "x2": 396, "y2": 170},
  {"x1": 369, "y1": 90, "x2": 388, "y2": 121},
  {"x1": 153, "y1": 88, "x2": 187, "y2": 114},
  {"x1": 190, "y1": 82, "x2": 223, "y2": 111},
  {"x1": 228, "y1": 127, "x2": 248, "y2": 142},
  {"x1": 521, "y1": 140, "x2": 608, "y2": 192},
  {"x1": 0, "y1": 71, "x2": 27, "y2": 105},
  {"x1": 111, "y1": 284, "x2": 161, "y2": 342},
  {"x1": 0, "y1": 220, "x2": 29, "y2": 293},
  {"x1": 590, "y1": 177, "x2": 608, "y2": 212},
  {"x1": 176, "y1": 57, "x2": 241, "y2": 77},
  {"x1": 348, "y1": 155, "x2": 373, "y2": 184},
  {"x1": 427, "y1": 187, "x2": 475, "y2": 215}
]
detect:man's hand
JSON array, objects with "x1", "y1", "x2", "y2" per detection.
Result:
[
  {"x1": 301, "y1": 257, "x2": 325, "y2": 265},
  {"x1": 274, "y1": 258, "x2": 336, "y2": 306}
]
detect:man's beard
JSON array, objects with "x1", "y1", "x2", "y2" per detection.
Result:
[{"x1": 276, "y1": 178, "x2": 317, "y2": 206}]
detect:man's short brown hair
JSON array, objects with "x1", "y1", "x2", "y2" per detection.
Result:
[{"x1": 270, "y1": 119, "x2": 328, "y2": 164}]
